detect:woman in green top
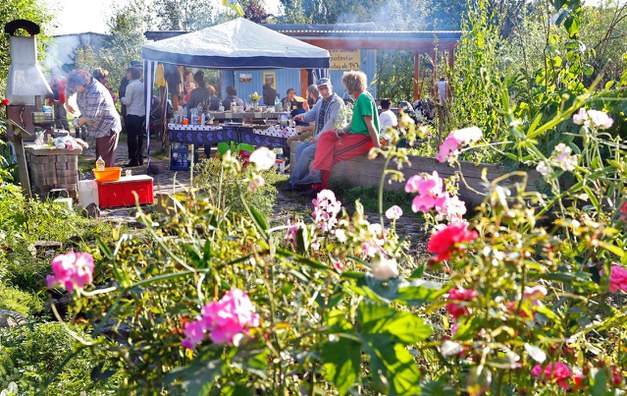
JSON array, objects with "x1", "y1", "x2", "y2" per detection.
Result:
[{"x1": 300, "y1": 71, "x2": 380, "y2": 193}]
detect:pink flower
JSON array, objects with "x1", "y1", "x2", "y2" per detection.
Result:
[
  {"x1": 609, "y1": 265, "x2": 627, "y2": 292},
  {"x1": 405, "y1": 171, "x2": 448, "y2": 212},
  {"x1": 181, "y1": 320, "x2": 206, "y2": 349},
  {"x1": 385, "y1": 205, "x2": 403, "y2": 220},
  {"x1": 333, "y1": 260, "x2": 345, "y2": 271},
  {"x1": 437, "y1": 195, "x2": 467, "y2": 223},
  {"x1": 445, "y1": 286, "x2": 478, "y2": 320},
  {"x1": 46, "y1": 251, "x2": 94, "y2": 292},
  {"x1": 436, "y1": 134, "x2": 462, "y2": 163},
  {"x1": 427, "y1": 222, "x2": 478, "y2": 262},
  {"x1": 181, "y1": 288, "x2": 260, "y2": 348},
  {"x1": 531, "y1": 362, "x2": 572, "y2": 390},
  {"x1": 536, "y1": 161, "x2": 550, "y2": 176},
  {"x1": 531, "y1": 364, "x2": 544, "y2": 378},
  {"x1": 436, "y1": 127, "x2": 482, "y2": 163},
  {"x1": 284, "y1": 221, "x2": 300, "y2": 247}
]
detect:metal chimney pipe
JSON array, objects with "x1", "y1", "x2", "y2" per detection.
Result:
[{"x1": 4, "y1": 20, "x2": 53, "y2": 106}]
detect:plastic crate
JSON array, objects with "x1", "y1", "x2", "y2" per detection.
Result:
[{"x1": 97, "y1": 175, "x2": 154, "y2": 208}]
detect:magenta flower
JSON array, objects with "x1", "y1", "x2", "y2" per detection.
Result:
[
  {"x1": 46, "y1": 251, "x2": 94, "y2": 292},
  {"x1": 609, "y1": 265, "x2": 627, "y2": 292},
  {"x1": 436, "y1": 127, "x2": 482, "y2": 163},
  {"x1": 405, "y1": 172, "x2": 447, "y2": 212},
  {"x1": 181, "y1": 288, "x2": 260, "y2": 349},
  {"x1": 181, "y1": 320, "x2": 206, "y2": 349},
  {"x1": 445, "y1": 286, "x2": 478, "y2": 320},
  {"x1": 531, "y1": 362, "x2": 572, "y2": 390}
]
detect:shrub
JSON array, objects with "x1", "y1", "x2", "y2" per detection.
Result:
[{"x1": 0, "y1": 283, "x2": 43, "y2": 316}]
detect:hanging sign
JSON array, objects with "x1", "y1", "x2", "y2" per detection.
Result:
[{"x1": 330, "y1": 49, "x2": 361, "y2": 70}]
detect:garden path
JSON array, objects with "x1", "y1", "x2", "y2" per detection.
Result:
[{"x1": 80, "y1": 135, "x2": 428, "y2": 252}]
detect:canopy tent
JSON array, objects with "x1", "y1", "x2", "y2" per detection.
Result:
[{"x1": 141, "y1": 18, "x2": 330, "y2": 168}]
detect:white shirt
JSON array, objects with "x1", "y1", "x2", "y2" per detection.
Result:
[
  {"x1": 379, "y1": 110, "x2": 398, "y2": 132},
  {"x1": 121, "y1": 79, "x2": 145, "y2": 117}
]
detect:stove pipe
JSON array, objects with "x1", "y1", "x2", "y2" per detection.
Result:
[{"x1": 4, "y1": 20, "x2": 52, "y2": 106}]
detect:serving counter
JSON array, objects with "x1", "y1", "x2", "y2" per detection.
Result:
[{"x1": 166, "y1": 122, "x2": 299, "y2": 171}]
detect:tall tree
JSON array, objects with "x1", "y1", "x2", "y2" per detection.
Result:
[{"x1": 154, "y1": 0, "x2": 217, "y2": 31}]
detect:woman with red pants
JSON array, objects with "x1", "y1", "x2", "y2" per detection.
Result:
[{"x1": 296, "y1": 71, "x2": 380, "y2": 198}]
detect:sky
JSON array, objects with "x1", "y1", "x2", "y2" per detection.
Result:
[{"x1": 43, "y1": 0, "x2": 283, "y2": 35}]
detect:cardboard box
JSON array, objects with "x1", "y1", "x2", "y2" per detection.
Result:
[{"x1": 97, "y1": 175, "x2": 154, "y2": 208}]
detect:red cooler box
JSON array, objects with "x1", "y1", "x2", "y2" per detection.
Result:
[{"x1": 97, "y1": 175, "x2": 154, "y2": 208}]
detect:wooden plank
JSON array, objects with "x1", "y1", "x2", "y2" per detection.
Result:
[{"x1": 330, "y1": 154, "x2": 537, "y2": 208}]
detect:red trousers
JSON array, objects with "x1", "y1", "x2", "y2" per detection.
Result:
[{"x1": 312, "y1": 131, "x2": 374, "y2": 189}]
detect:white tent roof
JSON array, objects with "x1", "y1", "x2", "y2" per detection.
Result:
[{"x1": 142, "y1": 18, "x2": 330, "y2": 69}]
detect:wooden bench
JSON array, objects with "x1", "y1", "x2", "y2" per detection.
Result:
[
  {"x1": 330, "y1": 154, "x2": 538, "y2": 208},
  {"x1": 289, "y1": 141, "x2": 537, "y2": 208}
]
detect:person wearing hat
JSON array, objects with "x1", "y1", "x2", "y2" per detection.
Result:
[
  {"x1": 297, "y1": 71, "x2": 379, "y2": 196},
  {"x1": 281, "y1": 78, "x2": 344, "y2": 192}
]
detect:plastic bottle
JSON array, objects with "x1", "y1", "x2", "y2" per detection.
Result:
[
  {"x1": 275, "y1": 96, "x2": 282, "y2": 112},
  {"x1": 96, "y1": 156, "x2": 105, "y2": 171}
]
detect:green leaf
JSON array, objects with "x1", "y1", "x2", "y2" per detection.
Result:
[
  {"x1": 396, "y1": 279, "x2": 445, "y2": 306},
  {"x1": 366, "y1": 336, "x2": 422, "y2": 396},
  {"x1": 231, "y1": 347, "x2": 268, "y2": 379},
  {"x1": 452, "y1": 316, "x2": 480, "y2": 341},
  {"x1": 296, "y1": 225, "x2": 309, "y2": 252},
  {"x1": 359, "y1": 303, "x2": 432, "y2": 344},
  {"x1": 591, "y1": 367, "x2": 611, "y2": 396},
  {"x1": 564, "y1": 15, "x2": 580, "y2": 38},
  {"x1": 322, "y1": 337, "x2": 361, "y2": 395},
  {"x1": 409, "y1": 265, "x2": 425, "y2": 279},
  {"x1": 248, "y1": 206, "x2": 268, "y2": 230},
  {"x1": 165, "y1": 359, "x2": 226, "y2": 396},
  {"x1": 421, "y1": 380, "x2": 454, "y2": 395},
  {"x1": 597, "y1": 241, "x2": 625, "y2": 259}
]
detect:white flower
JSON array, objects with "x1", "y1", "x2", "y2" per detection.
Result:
[
  {"x1": 450, "y1": 126, "x2": 482, "y2": 145},
  {"x1": 587, "y1": 110, "x2": 613, "y2": 129},
  {"x1": 249, "y1": 147, "x2": 276, "y2": 170},
  {"x1": 553, "y1": 143, "x2": 577, "y2": 171},
  {"x1": 370, "y1": 255, "x2": 399, "y2": 280},
  {"x1": 573, "y1": 108, "x2": 588, "y2": 125},
  {"x1": 536, "y1": 161, "x2": 550, "y2": 176},
  {"x1": 385, "y1": 205, "x2": 403, "y2": 220}
]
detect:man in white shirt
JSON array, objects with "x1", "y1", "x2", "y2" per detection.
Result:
[
  {"x1": 121, "y1": 67, "x2": 145, "y2": 167},
  {"x1": 379, "y1": 98, "x2": 397, "y2": 135}
]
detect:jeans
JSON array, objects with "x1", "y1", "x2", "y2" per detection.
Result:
[{"x1": 289, "y1": 141, "x2": 317, "y2": 185}]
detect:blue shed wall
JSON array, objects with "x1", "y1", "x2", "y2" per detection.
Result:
[{"x1": 219, "y1": 49, "x2": 377, "y2": 104}]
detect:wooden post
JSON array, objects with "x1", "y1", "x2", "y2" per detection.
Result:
[
  {"x1": 413, "y1": 51, "x2": 420, "y2": 101},
  {"x1": 7, "y1": 119, "x2": 32, "y2": 197}
]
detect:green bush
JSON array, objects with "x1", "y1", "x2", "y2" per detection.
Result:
[
  {"x1": 0, "y1": 322, "x2": 119, "y2": 395},
  {"x1": 0, "y1": 283, "x2": 43, "y2": 316}
]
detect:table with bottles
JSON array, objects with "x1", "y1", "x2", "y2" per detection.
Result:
[{"x1": 166, "y1": 114, "x2": 299, "y2": 171}]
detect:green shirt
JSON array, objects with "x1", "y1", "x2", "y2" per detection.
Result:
[{"x1": 350, "y1": 91, "x2": 379, "y2": 137}]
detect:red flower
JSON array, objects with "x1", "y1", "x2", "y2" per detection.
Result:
[
  {"x1": 427, "y1": 222, "x2": 478, "y2": 261},
  {"x1": 1, "y1": 98, "x2": 10, "y2": 106},
  {"x1": 445, "y1": 286, "x2": 478, "y2": 320},
  {"x1": 620, "y1": 201, "x2": 627, "y2": 222}
]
